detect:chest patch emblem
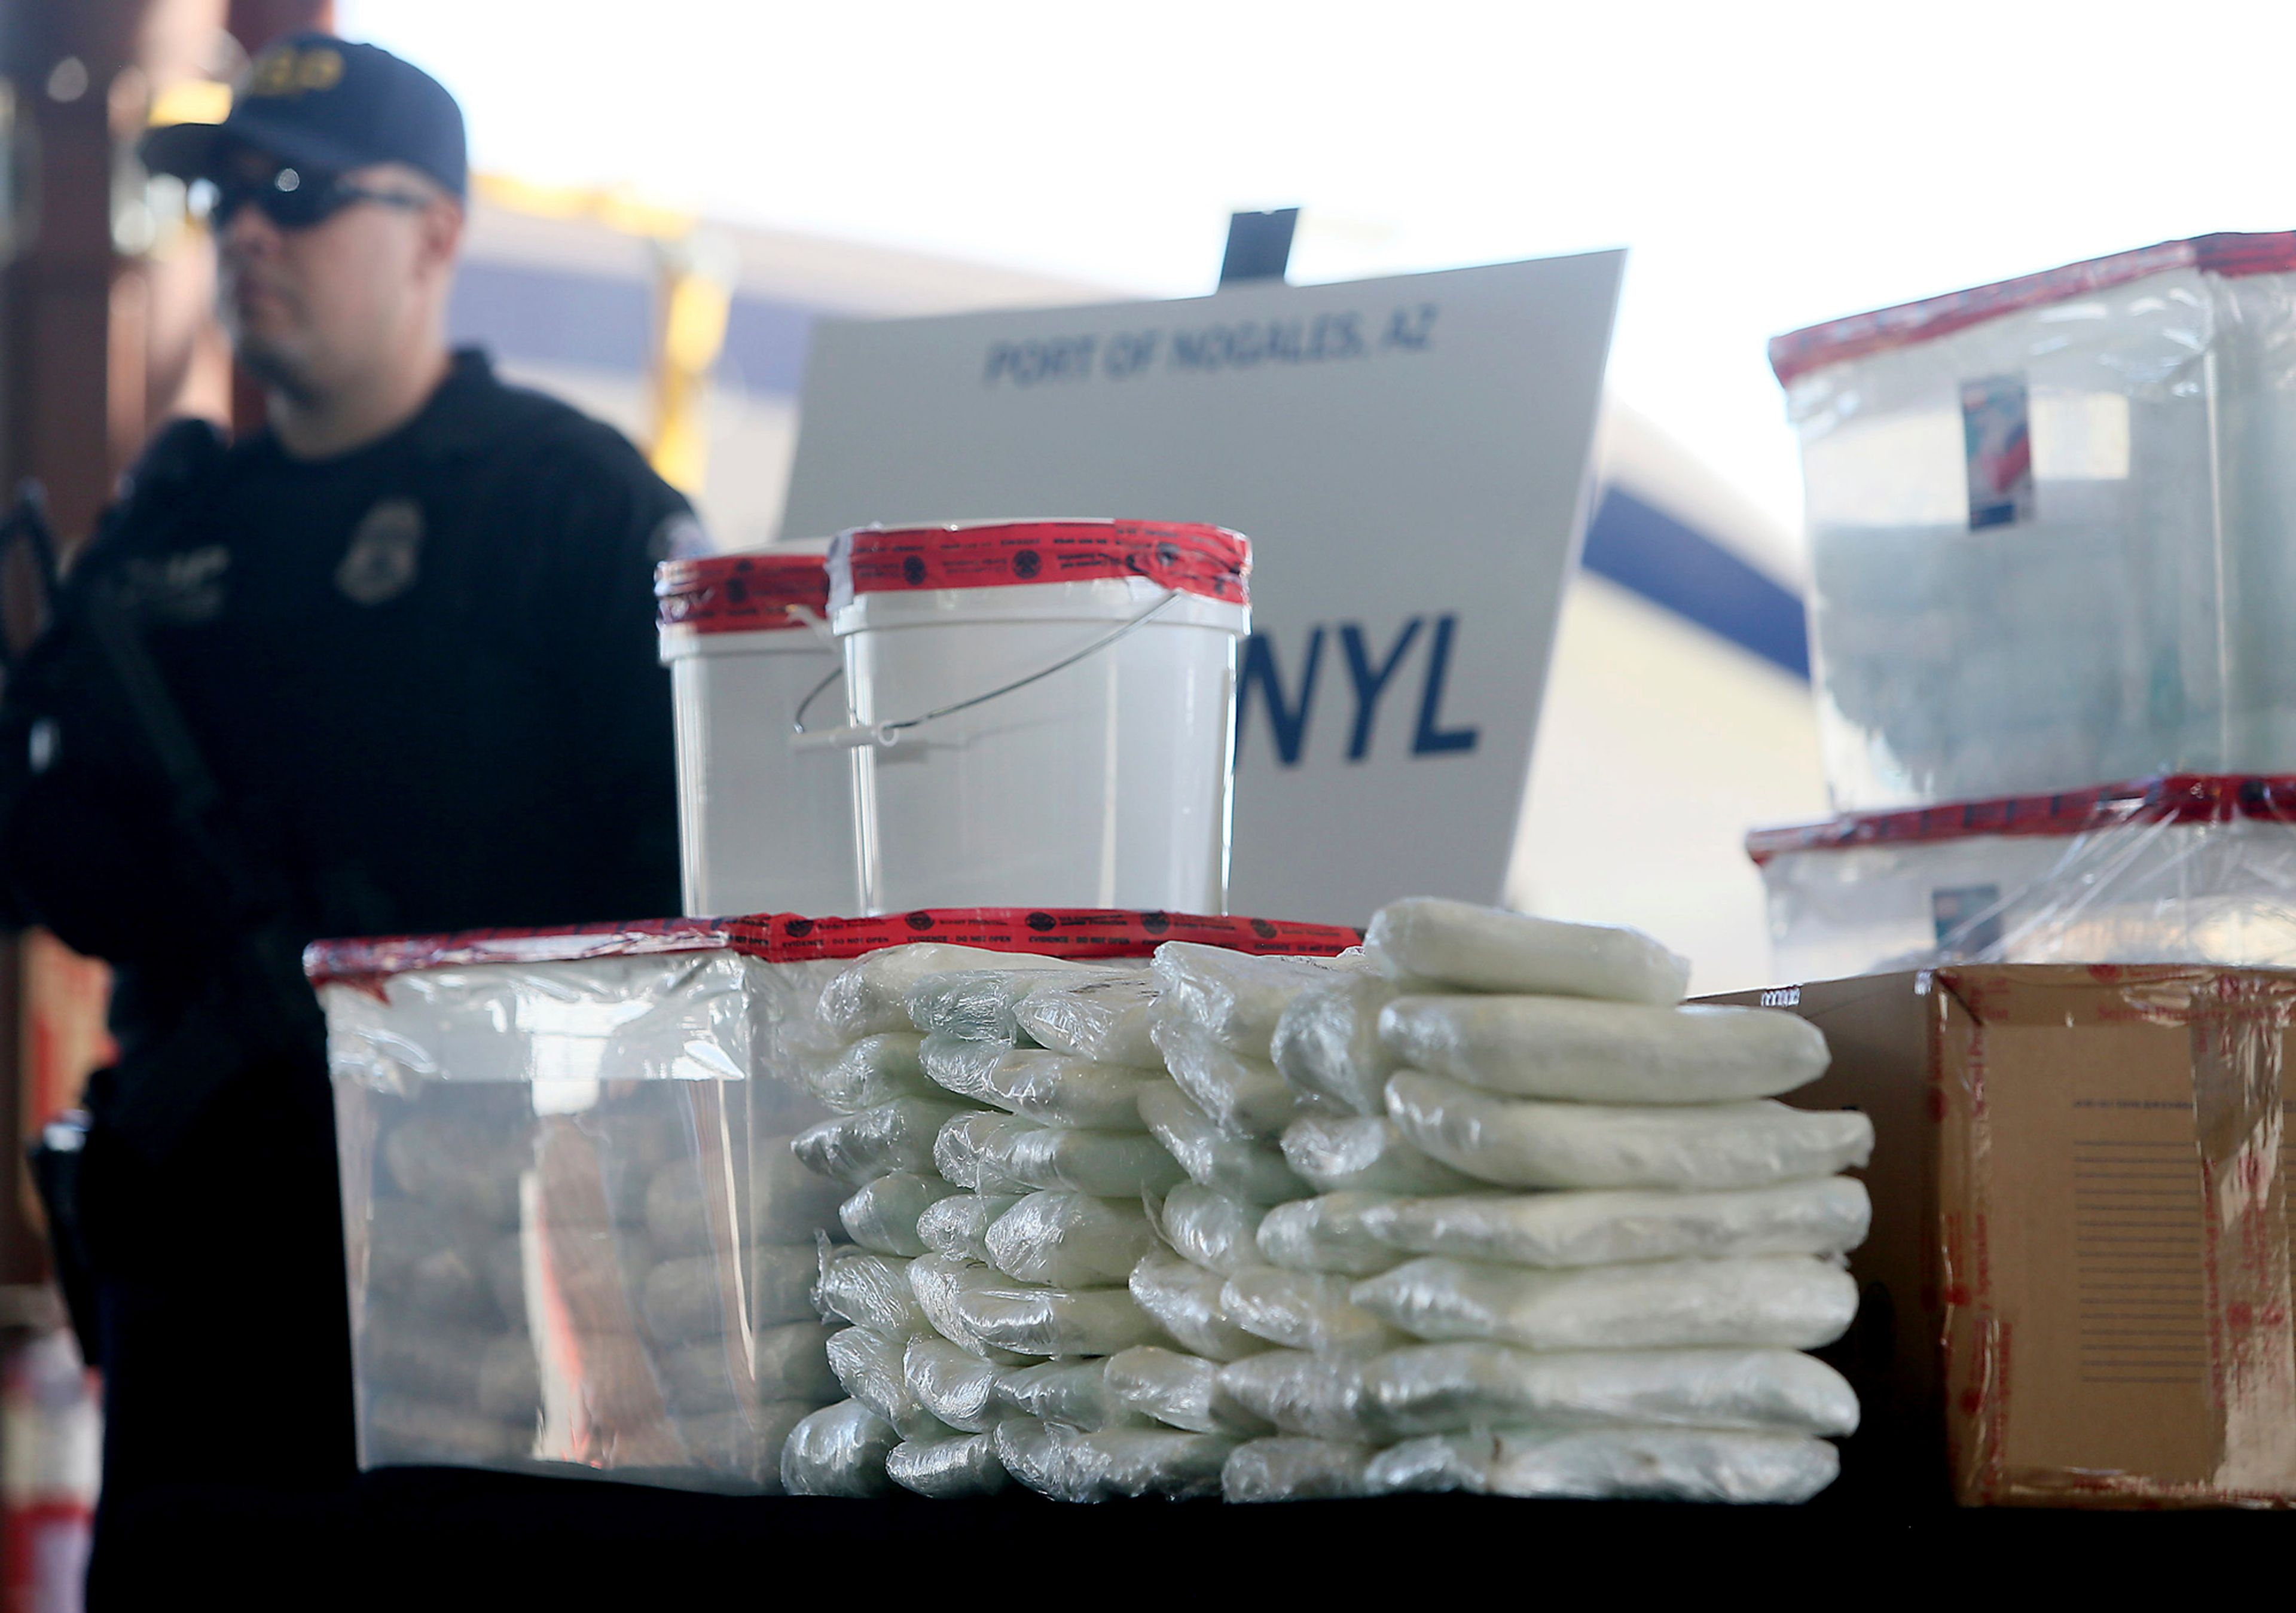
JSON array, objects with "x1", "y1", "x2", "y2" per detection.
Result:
[{"x1": 336, "y1": 497, "x2": 425, "y2": 607}]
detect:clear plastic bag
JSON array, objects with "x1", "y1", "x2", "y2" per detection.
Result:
[
  {"x1": 1361, "y1": 1178, "x2": 1873, "y2": 1269},
  {"x1": 826, "y1": 1325, "x2": 951, "y2": 1441},
  {"x1": 1222, "y1": 1436, "x2": 1378, "y2": 1502},
  {"x1": 1128, "y1": 1252, "x2": 1268, "y2": 1361},
  {"x1": 932, "y1": 1111, "x2": 1037, "y2": 1192},
  {"x1": 1366, "y1": 1425, "x2": 1839, "y2": 1504},
  {"x1": 819, "y1": 945, "x2": 1074, "y2": 1040},
  {"x1": 905, "y1": 1253, "x2": 1031, "y2": 1365},
  {"x1": 1139, "y1": 1084, "x2": 1309, "y2": 1204},
  {"x1": 1384, "y1": 1074, "x2": 1877, "y2": 1191},
  {"x1": 951, "y1": 1275, "x2": 1168, "y2": 1360},
  {"x1": 1221, "y1": 1268, "x2": 1407, "y2": 1358},
  {"x1": 802, "y1": 1032, "x2": 936, "y2": 1113},
  {"x1": 751, "y1": 1144, "x2": 854, "y2": 1244},
  {"x1": 1211, "y1": 1351, "x2": 1370, "y2": 1441},
  {"x1": 792, "y1": 1097, "x2": 976, "y2": 1186},
  {"x1": 886, "y1": 1431, "x2": 1010, "y2": 1497},
  {"x1": 1015, "y1": 974, "x2": 1163, "y2": 1068},
  {"x1": 985, "y1": 1191, "x2": 1162, "y2": 1288},
  {"x1": 1103, "y1": 1345, "x2": 1271, "y2": 1435},
  {"x1": 994, "y1": 1416, "x2": 1235, "y2": 1502},
  {"x1": 1152, "y1": 1004, "x2": 1315, "y2": 1138},
  {"x1": 643, "y1": 1252, "x2": 789, "y2": 1342},
  {"x1": 1159, "y1": 1184, "x2": 1266, "y2": 1276},
  {"x1": 817, "y1": 1252, "x2": 930, "y2": 1336},
  {"x1": 908, "y1": 967, "x2": 1097, "y2": 1042},
  {"x1": 994, "y1": 1359, "x2": 1137, "y2": 1431},
  {"x1": 1280, "y1": 1115, "x2": 1477, "y2": 1196},
  {"x1": 981, "y1": 1122, "x2": 1189, "y2": 1199},
  {"x1": 916, "y1": 1192, "x2": 1022, "y2": 1264},
  {"x1": 1378, "y1": 996, "x2": 1830, "y2": 1105},
  {"x1": 781, "y1": 1400, "x2": 900, "y2": 1496},
  {"x1": 1364, "y1": 897, "x2": 1689, "y2": 1004},
  {"x1": 1150, "y1": 943, "x2": 1370, "y2": 1056},
  {"x1": 1271, "y1": 976, "x2": 1403, "y2": 1117},
  {"x1": 839, "y1": 1171, "x2": 962, "y2": 1257},
  {"x1": 975, "y1": 1049, "x2": 1158, "y2": 1132},
  {"x1": 1255, "y1": 1193, "x2": 1404, "y2": 1277},
  {"x1": 1352, "y1": 1254, "x2": 1861, "y2": 1352},
  {"x1": 1366, "y1": 1343, "x2": 1861, "y2": 1438},
  {"x1": 903, "y1": 1334, "x2": 1009, "y2": 1433},
  {"x1": 920, "y1": 1032, "x2": 1011, "y2": 1104}
]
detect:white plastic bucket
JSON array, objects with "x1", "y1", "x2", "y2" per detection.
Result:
[
  {"x1": 823, "y1": 520, "x2": 1251, "y2": 914},
  {"x1": 657, "y1": 551, "x2": 859, "y2": 917}
]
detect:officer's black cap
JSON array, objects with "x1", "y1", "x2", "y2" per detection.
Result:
[{"x1": 141, "y1": 33, "x2": 466, "y2": 196}]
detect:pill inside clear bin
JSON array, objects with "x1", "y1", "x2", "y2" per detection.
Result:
[{"x1": 319, "y1": 939, "x2": 848, "y2": 1495}]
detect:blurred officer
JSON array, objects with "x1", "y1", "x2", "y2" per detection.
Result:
[{"x1": 0, "y1": 32, "x2": 692, "y2": 1569}]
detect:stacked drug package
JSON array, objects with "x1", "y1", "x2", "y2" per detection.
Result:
[{"x1": 1214, "y1": 898, "x2": 1873, "y2": 1504}]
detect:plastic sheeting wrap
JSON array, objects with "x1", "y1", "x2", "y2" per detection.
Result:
[
  {"x1": 918, "y1": 1033, "x2": 1012, "y2": 1104},
  {"x1": 1256, "y1": 1193, "x2": 1404, "y2": 1277},
  {"x1": 792, "y1": 1098, "x2": 977, "y2": 1185},
  {"x1": 972, "y1": 1049, "x2": 1159, "y2": 1132},
  {"x1": 1223, "y1": 1437, "x2": 1378, "y2": 1502},
  {"x1": 817, "y1": 1253, "x2": 932, "y2": 1336},
  {"x1": 1138, "y1": 1086, "x2": 1309, "y2": 1203},
  {"x1": 933, "y1": 1111, "x2": 1039, "y2": 1192},
  {"x1": 839, "y1": 1172, "x2": 961, "y2": 1257},
  {"x1": 1159, "y1": 1184, "x2": 1266, "y2": 1276},
  {"x1": 1384, "y1": 1074, "x2": 1875, "y2": 1192},
  {"x1": 1152, "y1": 1005, "x2": 1315, "y2": 1138},
  {"x1": 1364, "y1": 1344, "x2": 1861, "y2": 1438},
  {"x1": 1272, "y1": 975, "x2": 1403, "y2": 1117},
  {"x1": 782, "y1": 1400, "x2": 900, "y2": 1497},
  {"x1": 801, "y1": 1032, "x2": 935, "y2": 1113},
  {"x1": 917, "y1": 1192, "x2": 1021, "y2": 1264},
  {"x1": 995, "y1": 1360, "x2": 1136, "y2": 1431},
  {"x1": 1351, "y1": 1255, "x2": 1860, "y2": 1352},
  {"x1": 903, "y1": 1335, "x2": 1007, "y2": 1433},
  {"x1": 1360, "y1": 1179, "x2": 1872, "y2": 1269},
  {"x1": 986, "y1": 1192, "x2": 1161, "y2": 1287},
  {"x1": 1151, "y1": 943, "x2": 1369, "y2": 1055},
  {"x1": 1368, "y1": 1425, "x2": 1840, "y2": 1504},
  {"x1": 1128, "y1": 1253, "x2": 1268, "y2": 1361},
  {"x1": 905, "y1": 1254, "x2": 1031, "y2": 1365},
  {"x1": 1222, "y1": 1268, "x2": 1407, "y2": 1358},
  {"x1": 820, "y1": 945, "x2": 1090, "y2": 1040},
  {"x1": 979, "y1": 1122, "x2": 1189, "y2": 1199},
  {"x1": 1213, "y1": 1352, "x2": 1370, "y2": 1442},
  {"x1": 826, "y1": 1327, "x2": 950, "y2": 1441},
  {"x1": 994, "y1": 1418, "x2": 1235, "y2": 1502},
  {"x1": 1378, "y1": 997, "x2": 1829, "y2": 1104},
  {"x1": 1281, "y1": 1115, "x2": 1477, "y2": 1196},
  {"x1": 887, "y1": 1432, "x2": 1010, "y2": 1497},
  {"x1": 908, "y1": 967, "x2": 1103, "y2": 1042},
  {"x1": 1104, "y1": 1346, "x2": 1272, "y2": 1435},
  {"x1": 1015, "y1": 974, "x2": 1162, "y2": 1067},
  {"x1": 1364, "y1": 898, "x2": 1689, "y2": 1004}
]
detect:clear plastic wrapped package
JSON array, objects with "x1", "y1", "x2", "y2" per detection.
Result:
[
  {"x1": 1159, "y1": 1184, "x2": 1267, "y2": 1276},
  {"x1": 801, "y1": 1032, "x2": 935, "y2": 1113},
  {"x1": 1382, "y1": 1075, "x2": 1874, "y2": 1191},
  {"x1": 1128, "y1": 1253, "x2": 1268, "y2": 1361},
  {"x1": 839, "y1": 1172, "x2": 961, "y2": 1257},
  {"x1": 783, "y1": 1400, "x2": 901, "y2": 1497},
  {"x1": 994, "y1": 1418, "x2": 1235, "y2": 1502},
  {"x1": 1140, "y1": 1086, "x2": 1310, "y2": 1204},
  {"x1": 984, "y1": 1192, "x2": 1161, "y2": 1287},
  {"x1": 1770, "y1": 234, "x2": 2296, "y2": 809},
  {"x1": 1280, "y1": 1114, "x2": 1476, "y2": 1196},
  {"x1": 1149, "y1": 943, "x2": 1368, "y2": 1055},
  {"x1": 1254, "y1": 1193, "x2": 1403, "y2": 1277},
  {"x1": 1364, "y1": 897, "x2": 1688, "y2": 1003},
  {"x1": 969, "y1": 1048, "x2": 1159, "y2": 1131},
  {"x1": 1367, "y1": 1425, "x2": 1839, "y2": 1504},
  {"x1": 1361, "y1": 1179, "x2": 1870, "y2": 1269},
  {"x1": 1271, "y1": 975, "x2": 1403, "y2": 1117},
  {"x1": 1364, "y1": 1343, "x2": 1861, "y2": 1438},
  {"x1": 1151, "y1": 1006, "x2": 1315, "y2": 1138},
  {"x1": 907, "y1": 966, "x2": 1104, "y2": 1042},
  {"x1": 1015, "y1": 974, "x2": 1163, "y2": 1067},
  {"x1": 1104, "y1": 1346, "x2": 1270, "y2": 1436},
  {"x1": 1222, "y1": 1437, "x2": 1378, "y2": 1502},
  {"x1": 903, "y1": 1335, "x2": 1007, "y2": 1432},
  {"x1": 1750, "y1": 774, "x2": 2296, "y2": 980},
  {"x1": 1376, "y1": 996, "x2": 1828, "y2": 1104},
  {"x1": 826, "y1": 1326, "x2": 948, "y2": 1441},
  {"x1": 1220, "y1": 1269, "x2": 1407, "y2": 1358},
  {"x1": 887, "y1": 1432, "x2": 1009, "y2": 1498}
]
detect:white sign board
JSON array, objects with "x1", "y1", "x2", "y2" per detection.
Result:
[{"x1": 781, "y1": 252, "x2": 1623, "y2": 925}]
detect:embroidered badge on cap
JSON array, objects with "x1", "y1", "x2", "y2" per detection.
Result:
[{"x1": 336, "y1": 497, "x2": 424, "y2": 606}]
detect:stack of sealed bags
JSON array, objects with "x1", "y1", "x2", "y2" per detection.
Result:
[
  {"x1": 1202, "y1": 897, "x2": 1871, "y2": 1504},
  {"x1": 780, "y1": 946, "x2": 1190, "y2": 1498}
]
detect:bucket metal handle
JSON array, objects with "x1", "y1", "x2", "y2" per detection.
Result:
[{"x1": 790, "y1": 589, "x2": 1184, "y2": 752}]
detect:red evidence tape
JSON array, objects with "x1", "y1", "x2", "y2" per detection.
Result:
[
  {"x1": 303, "y1": 906, "x2": 1364, "y2": 988},
  {"x1": 655, "y1": 552, "x2": 831, "y2": 634},
  {"x1": 828, "y1": 520, "x2": 1250, "y2": 610}
]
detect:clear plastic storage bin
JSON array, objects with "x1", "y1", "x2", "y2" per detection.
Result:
[
  {"x1": 1748, "y1": 774, "x2": 2296, "y2": 980},
  {"x1": 307, "y1": 906, "x2": 1357, "y2": 1494},
  {"x1": 1771, "y1": 234, "x2": 2296, "y2": 811}
]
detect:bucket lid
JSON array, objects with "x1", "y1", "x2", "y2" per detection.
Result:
[
  {"x1": 657, "y1": 552, "x2": 831, "y2": 633},
  {"x1": 829, "y1": 520, "x2": 1250, "y2": 612},
  {"x1": 304, "y1": 906, "x2": 1361, "y2": 991},
  {"x1": 1745, "y1": 773, "x2": 2296, "y2": 866},
  {"x1": 1767, "y1": 232, "x2": 2296, "y2": 386}
]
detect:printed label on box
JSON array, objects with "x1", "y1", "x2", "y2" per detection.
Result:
[{"x1": 1962, "y1": 375, "x2": 2035, "y2": 530}]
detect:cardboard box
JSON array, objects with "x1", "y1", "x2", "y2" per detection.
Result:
[{"x1": 1711, "y1": 965, "x2": 2296, "y2": 1508}]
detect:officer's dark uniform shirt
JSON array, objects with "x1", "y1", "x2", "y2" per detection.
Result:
[{"x1": 0, "y1": 347, "x2": 689, "y2": 1502}]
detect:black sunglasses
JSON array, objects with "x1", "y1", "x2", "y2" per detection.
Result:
[{"x1": 193, "y1": 166, "x2": 432, "y2": 231}]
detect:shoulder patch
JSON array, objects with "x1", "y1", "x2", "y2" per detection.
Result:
[{"x1": 337, "y1": 497, "x2": 425, "y2": 606}]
